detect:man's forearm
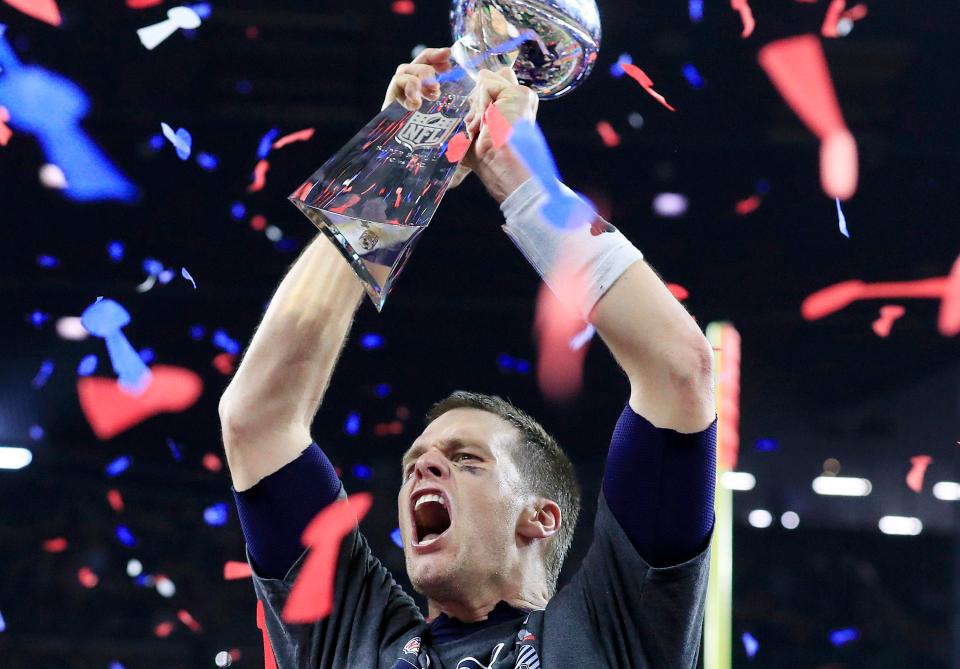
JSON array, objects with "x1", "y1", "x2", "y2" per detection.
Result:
[{"x1": 220, "y1": 233, "x2": 364, "y2": 488}]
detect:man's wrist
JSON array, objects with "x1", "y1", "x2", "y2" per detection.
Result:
[{"x1": 474, "y1": 148, "x2": 532, "y2": 205}]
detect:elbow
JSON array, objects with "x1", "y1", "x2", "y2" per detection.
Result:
[{"x1": 673, "y1": 337, "x2": 716, "y2": 431}]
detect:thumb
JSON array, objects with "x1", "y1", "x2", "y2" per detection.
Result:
[{"x1": 497, "y1": 66, "x2": 519, "y2": 85}]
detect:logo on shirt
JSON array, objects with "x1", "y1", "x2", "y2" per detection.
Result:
[
  {"x1": 514, "y1": 644, "x2": 540, "y2": 669},
  {"x1": 516, "y1": 629, "x2": 536, "y2": 642},
  {"x1": 403, "y1": 637, "x2": 421, "y2": 655}
]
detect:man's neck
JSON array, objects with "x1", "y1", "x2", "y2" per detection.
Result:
[{"x1": 428, "y1": 592, "x2": 547, "y2": 624}]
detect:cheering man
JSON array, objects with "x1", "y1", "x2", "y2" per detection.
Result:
[{"x1": 221, "y1": 46, "x2": 717, "y2": 669}]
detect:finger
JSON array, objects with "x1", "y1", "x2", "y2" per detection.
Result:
[
  {"x1": 384, "y1": 73, "x2": 424, "y2": 110},
  {"x1": 411, "y1": 46, "x2": 453, "y2": 72},
  {"x1": 396, "y1": 63, "x2": 442, "y2": 88},
  {"x1": 497, "y1": 66, "x2": 519, "y2": 85}
]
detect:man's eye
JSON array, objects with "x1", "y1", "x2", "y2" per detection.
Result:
[{"x1": 454, "y1": 453, "x2": 477, "y2": 463}]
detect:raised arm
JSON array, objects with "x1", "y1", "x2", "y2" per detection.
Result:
[{"x1": 219, "y1": 47, "x2": 456, "y2": 492}]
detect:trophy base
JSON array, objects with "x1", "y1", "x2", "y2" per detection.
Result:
[{"x1": 290, "y1": 198, "x2": 427, "y2": 312}]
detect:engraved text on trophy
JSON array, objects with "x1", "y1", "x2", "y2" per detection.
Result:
[{"x1": 395, "y1": 111, "x2": 459, "y2": 151}]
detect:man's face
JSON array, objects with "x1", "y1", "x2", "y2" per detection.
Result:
[{"x1": 398, "y1": 408, "x2": 525, "y2": 602}]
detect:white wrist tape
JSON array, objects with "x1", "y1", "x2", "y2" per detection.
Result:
[{"x1": 500, "y1": 177, "x2": 644, "y2": 321}]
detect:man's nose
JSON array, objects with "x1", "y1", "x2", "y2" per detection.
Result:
[{"x1": 414, "y1": 449, "x2": 449, "y2": 480}]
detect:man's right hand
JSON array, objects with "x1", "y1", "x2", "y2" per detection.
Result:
[{"x1": 381, "y1": 47, "x2": 453, "y2": 112}]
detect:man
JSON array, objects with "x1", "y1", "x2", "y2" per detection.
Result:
[{"x1": 220, "y1": 46, "x2": 717, "y2": 669}]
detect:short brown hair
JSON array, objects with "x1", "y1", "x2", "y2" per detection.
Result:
[{"x1": 425, "y1": 390, "x2": 581, "y2": 594}]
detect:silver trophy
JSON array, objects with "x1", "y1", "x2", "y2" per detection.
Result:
[{"x1": 288, "y1": 0, "x2": 601, "y2": 311}]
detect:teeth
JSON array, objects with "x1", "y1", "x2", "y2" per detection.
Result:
[{"x1": 414, "y1": 493, "x2": 445, "y2": 510}]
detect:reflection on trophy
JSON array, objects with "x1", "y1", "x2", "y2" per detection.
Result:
[{"x1": 288, "y1": 0, "x2": 601, "y2": 311}]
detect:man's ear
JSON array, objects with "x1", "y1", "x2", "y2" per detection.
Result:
[{"x1": 517, "y1": 498, "x2": 561, "y2": 540}]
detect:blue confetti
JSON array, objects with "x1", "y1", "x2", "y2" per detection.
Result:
[
  {"x1": 390, "y1": 528, "x2": 403, "y2": 548},
  {"x1": 0, "y1": 608, "x2": 5, "y2": 632},
  {"x1": 109, "y1": 662, "x2": 124, "y2": 669},
  {"x1": 29, "y1": 311, "x2": 49, "y2": 328},
  {"x1": 115, "y1": 525, "x2": 137, "y2": 547},
  {"x1": 181, "y1": 267, "x2": 197, "y2": 290},
  {"x1": 836, "y1": 197, "x2": 850, "y2": 238},
  {"x1": 81, "y1": 298, "x2": 151, "y2": 392},
  {"x1": 375, "y1": 382, "x2": 392, "y2": 398},
  {"x1": 741, "y1": 632, "x2": 759, "y2": 658},
  {"x1": 352, "y1": 463, "x2": 373, "y2": 479},
  {"x1": 0, "y1": 28, "x2": 138, "y2": 202},
  {"x1": 230, "y1": 202, "x2": 246, "y2": 220},
  {"x1": 609, "y1": 53, "x2": 632, "y2": 78},
  {"x1": 189, "y1": 324, "x2": 206, "y2": 341},
  {"x1": 31, "y1": 359, "x2": 54, "y2": 389},
  {"x1": 257, "y1": 128, "x2": 281, "y2": 159},
  {"x1": 212, "y1": 329, "x2": 241, "y2": 354},
  {"x1": 28, "y1": 425, "x2": 44, "y2": 441},
  {"x1": 829, "y1": 627, "x2": 860, "y2": 647},
  {"x1": 77, "y1": 354, "x2": 98, "y2": 376},
  {"x1": 344, "y1": 412, "x2": 361, "y2": 436},
  {"x1": 235, "y1": 80, "x2": 253, "y2": 94},
  {"x1": 203, "y1": 502, "x2": 230, "y2": 526},
  {"x1": 37, "y1": 254, "x2": 59, "y2": 268},
  {"x1": 105, "y1": 455, "x2": 131, "y2": 478},
  {"x1": 143, "y1": 258, "x2": 163, "y2": 276},
  {"x1": 755, "y1": 178, "x2": 770, "y2": 194},
  {"x1": 138, "y1": 348, "x2": 155, "y2": 365},
  {"x1": 148, "y1": 133, "x2": 165, "y2": 151},
  {"x1": 160, "y1": 122, "x2": 192, "y2": 160},
  {"x1": 107, "y1": 240, "x2": 125, "y2": 262},
  {"x1": 681, "y1": 63, "x2": 705, "y2": 89},
  {"x1": 360, "y1": 333, "x2": 384, "y2": 350},
  {"x1": 189, "y1": 3, "x2": 212, "y2": 19},
  {"x1": 513, "y1": 358, "x2": 531, "y2": 374},
  {"x1": 688, "y1": 0, "x2": 704, "y2": 22},
  {"x1": 755, "y1": 438, "x2": 779, "y2": 452},
  {"x1": 497, "y1": 353, "x2": 514, "y2": 371},
  {"x1": 275, "y1": 238, "x2": 298, "y2": 252},
  {"x1": 158, "y1": 268, "x2": 175, "y2": 285},
  {"x1": 167, "y1": 438, "x2": 181, "y2": 462},
  {"x1": 196, "y1": 151, "x2": 218, "y2": 171}
]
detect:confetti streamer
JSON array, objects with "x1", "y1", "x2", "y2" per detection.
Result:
[
  {"x1": 3, "y1": 0, "x2": 61, "y2": 26},
  {"x1": 821, "y1": 0, "x2": 846, "y2": 38},
  {"x1": 272, "y1": 127, "x2": 315, "y2": 149},
  {"x1": 107, "y1": 489, "x2": 124, "y2": 512},
  {"x1": 734, "y1": 194, "x2": 762, "y2": 215},
  {"x1": 137, "y1": 6, "x2": 202, "y2": 50},
  {"x1": 829, "y1": 627, "x2": 860, "y2": 646},
  {"x1": 483, "y1": 103, "x2": 513, "y2": 150},
  {"x1": 595, "y1": 120, "x2": 620, "y2": 147},
  {"x1": 160, "y1": 122, "x2": 192, "y2": 160},
  {"x1": 802, "y1": 252, "x2": 960, "y2": 337},
  {"x1": 42, "y1": 537, "x2": 68, "y2": 553},
  {"x1": 77, "y1": 567, "x2": 99, "y2": 588},
  {"x1": 81, "y1": 298, "x2": 152, "y2": 393},
  {"x1": 77, "y1": 365, "x2": 203, "y2": 440},
  {"x1": 212, "y1": 329, "x2": 241, "y2": 354},
  {"x1": 167, "y1": 437, "x2": 182, "y2": 461},
  {"x1": 256, "y1": 128, "x2": 280, "y2": 159},
  {"x1": 741, "y1": 632, "x2": 759, "y2": 658},
  {"x1": 177, "y1": 609, "x2": 202, "y2": 633},
  {"x1": 105, "y1": 455, "x2": 132, "y2": 478},
  {"x1": 31, "y1": 359, "x2": 54, "y2": 389},
  {"x1": 444, "y1": 132, "x2": 471, "y2": 163},
  {"x1": 126, "y1": 0, "x2": 163, "y2": 7},
  {"x1": 906, "y1": 455, "x2": 932, "y2": 493},
  {"x1": 247, "y1": 159, "x2": 270, "y2": 192},
  {"x1": 730, "y1": 0, "x2": 755, "y2": 38},
  {"x1": 835, "y1": 197, "x2": 849, "y2": 238},
  {"x1": 181, "y1": 267, "x2": 197, "y2": 289},
  {"x1": 620, "y1": 63, "x2": 676, "y2": 112},
  {"x1": 257, "y1": 600, "x2": 279, "y2": 669},
  {"x1": 282, "y1": 493, "x2": 373, "y2": 623},
  {"x1": 533, "y1": 266, "x2": 592, "y2": 402},
  {"x1": 223, "y1": 560, "x2": 252, "y2": 580},
  {"x1": 0, "y1": 105, "x2": 11, "y2": 145},
  {"x1": 871, "y1": 304, "x2": 905, "y2": 338}
]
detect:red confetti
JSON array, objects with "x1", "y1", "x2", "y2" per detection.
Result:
[
  {"x1": 107, "y1": 488, "x2": 124, "y2": 512},
  {"x1": 373, "y1": 420, "x2": 404, "y2": 436},
  {"x1": 802, "y1": 253, "x2": 960, "y2": 338},
  {"x1": 282, "y1": 493, "x2": 373, "y2": 623},
  {"x1": 734, "y1": 194, "x2": 762, "y2": 215},
  {"x1": 257, "y1": 600, "x2": 279, "y2": 669},
  {"x1": 730, "y1": 0, "x2": 755, "y2": 38},
  {"x1": 533, "y1": 267, "x2": 591, "y2": 403},
  {"x1": 3, "y1": 0, "x2": 61, "y2": 26},
  {"x1": 223, "y1": 560, "x2": 253, "y2": 580},
  {"x1": 77, "y1": 567, "x2": 98, "y2": 588},
  {"x1": 620, "y1": 63, "x2": 676, "y2": 112},
  {"x1": 445, "y1": 132, "x2": 472, "y2": 163},
  {"x1": 595, "y1": 120, "x2": 621, "y2": 148},
  {"x1": 272, "y1": 128, "x2": 315, "y2": 150},
  {"x1": 906, "y1": 455, "x2": 932, "y2": 493},
  {"x1": 391, "y1": 0, "x2": 415, "y2": 14},
  {"x1": 843, "y1": 3, "x2": 868, "y2": 21},
  {"x1": 177, "y1": 609, "x2": 202, "y2": 633},
  {"x1": 202, "y1": 452, "x2": 223, "y2": 472},
  {"x1": 77, "y1": 365, "x2": 203, "y2": 440},
  {"x1": 821, "y1": 0, "x2": 846, "y2": 37},
  {"x1": 871, "y1": 304, "x2": 905, "y2": 338},
  {"x1": 483, "y1": 103, "x2": 514, "y2": 150},
  {"x1": 245, "y1": 25, "x2": 260, "y2": 39},
  {"x1": 0, "y1": 106, "x2": 12, "y2": 146},
  {"x1": 247, "y1": 159, "x2": 270, "y2": 193},
  {"x1": 42, "y1": 537, "x2": 68, "y2": 553},
  {"x1": 249, "y1": 214, "x2": 267, "y2": 231},
  {"x1": 666, "y1": 283, "x2": 690, "y2": 301},
  {"x1": 126, "y1": 0, "x2": 163, "y2": 7},
  {"x1": 154, "y1": 621, "x2": 174, "y2": 638},
  {"x1": 329, "y1": 194, "x2": 361, "y2": 215},
  {"x1": 213, "y1": 352, "x2": 236, "y2": 375}
]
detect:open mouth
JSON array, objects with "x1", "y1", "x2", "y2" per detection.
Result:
[{"x1": 412, "y1": 492, "x2": 452, "y2": 547}]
